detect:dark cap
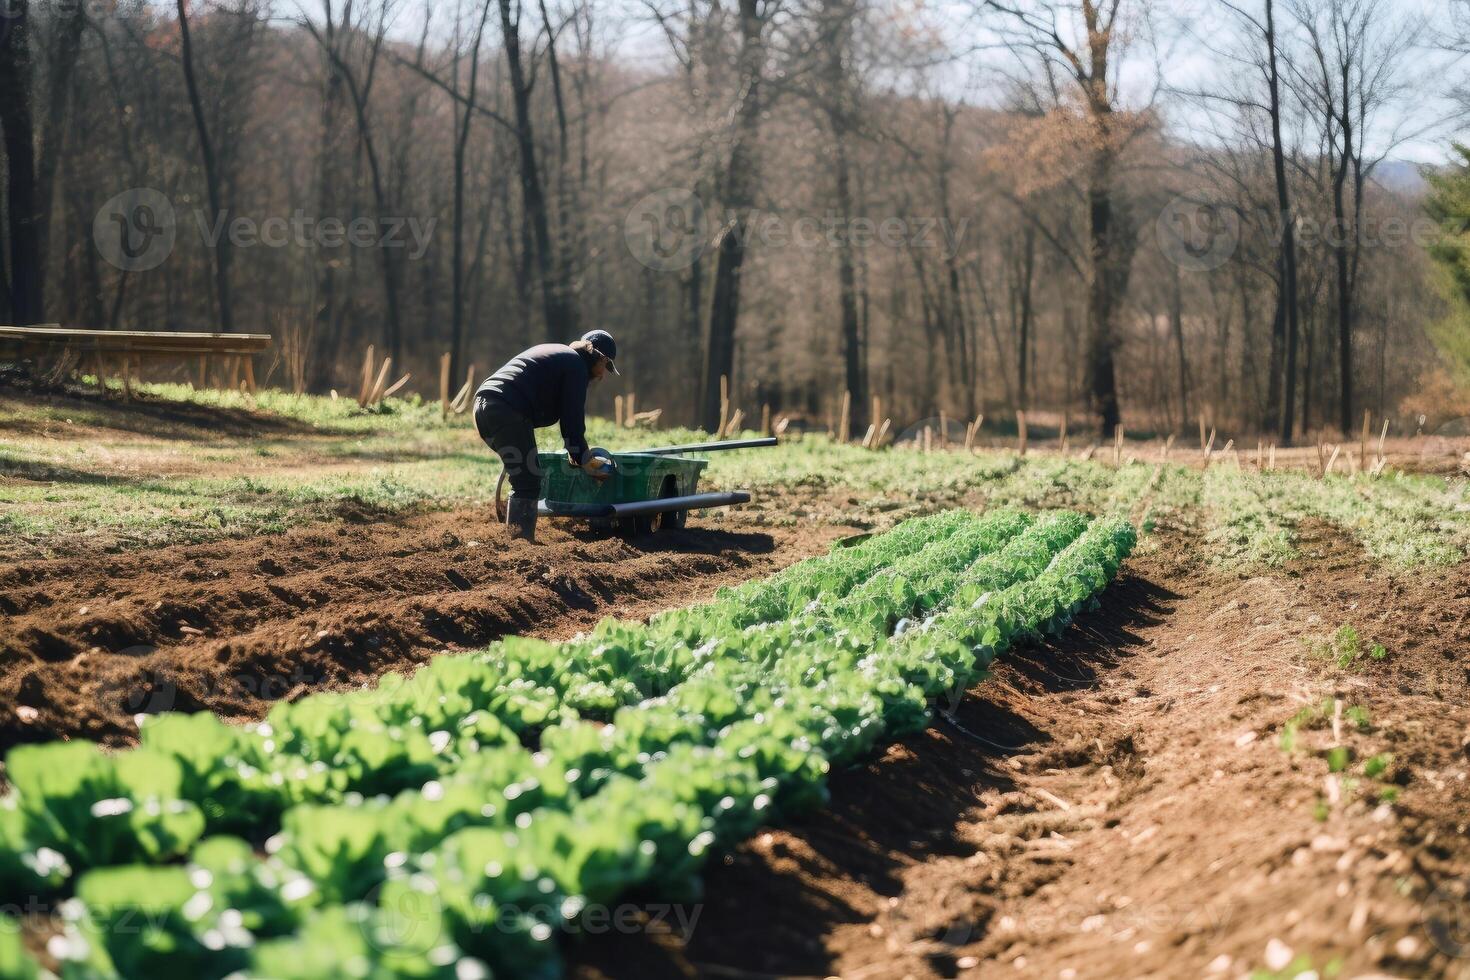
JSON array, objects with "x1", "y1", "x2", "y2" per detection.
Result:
[{"x1": 581, "y1": 330, "x2": 619, "y2": 374}]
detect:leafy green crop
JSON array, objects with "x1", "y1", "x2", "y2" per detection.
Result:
[{"x1": 3, "y1": 508, "x2": 1137, "y2": 978}]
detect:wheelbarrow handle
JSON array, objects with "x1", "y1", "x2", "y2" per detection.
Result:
[{"x1": 627, "y1": 437, "x2": 778, "y2": 456}]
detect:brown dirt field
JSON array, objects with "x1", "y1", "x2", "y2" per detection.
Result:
[
  {"x1": 0, "y1": 510, "x2": 845, "y2": 752},
  {"x1": 571, "y1": 526, "x2": 1470, "y2": 980}
]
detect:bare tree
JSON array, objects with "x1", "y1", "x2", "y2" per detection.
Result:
[
  {"x1": 1287, "y1": 0, "x2": 1422, "y2": 435},
  {"x1": 700, "y1": 0, "x2": 775, "y2": 432},
  {"x1": 303, "y1": 0, "x2": 406, "y2": 360},
  {"x1": 983, "y1": 0, "x2": 1152, "y2": 436}
]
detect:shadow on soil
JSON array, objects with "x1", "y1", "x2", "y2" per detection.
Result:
[
  {"x1": 568, "y1": 569, "x2": 1180, "y2": 980},
  {"x1": 0, "y1": 378, "x2": 320, "y2": 441}
]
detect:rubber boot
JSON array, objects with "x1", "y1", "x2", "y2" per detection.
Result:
[{"x1": 506, "y1": 496, "x2": 537, "y2": 543}]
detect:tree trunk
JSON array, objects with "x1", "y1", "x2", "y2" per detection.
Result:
[
  {"x1": 833, "y1": 128, "x2": 866, "y2": 433},
  {"x1": 700, "y1": 0, "x2": 765, "y2": 433},
  {"x1": 500, "y1": 0, "x2": 575, "y2": 341},
  {"x1": 1264, "y1": 0, "x2": 1300, "y2": 445},
  {"x1": 177, "y1": 0, "x2": 235, "y2": 332},
  {"x1": 33, "y1": 0, "x2": 86, "y2": 298},
  {"x1": 0, "y1": 0, "x2": 43, "y2": 324},
  {"x1": 1085, "y1": 143, "x2": 1122, "y2": 437},
  {"x1": 1170, "y1": 261, "x2": 1189, "y2": 431},
  {"x1": 451, "y1": 1, "x2": 492, "y2": 383},
  {"x1": 1016, "y1": 226, "x2": 1035, "y2": 409},
  {"x1": 1333, "y1": 66, "x2": 1354, "y2": 436}
]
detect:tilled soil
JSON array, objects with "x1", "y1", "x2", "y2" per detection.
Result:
[
  {"x1": 0, "y1": 510, "x2": 842, "y2": 751},
  {"x1": 573, "y1": 527, "x2": 1470, "y2": 980}
]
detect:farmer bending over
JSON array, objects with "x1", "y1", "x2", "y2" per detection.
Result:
[{"x1": 474, "y1": 330, "x2": 618, "y2": 542}]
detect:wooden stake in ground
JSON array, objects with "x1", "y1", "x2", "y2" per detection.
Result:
[
  {"x1": 1113, "y1": 423, "x2": 1125, "y2": 466},
  {"x1": 761, "y1": 403, "x2": 771, "y2": 437},
  {"x1": 876, "y1": 418, "x2": 891, "y2": 448},
  {"x1": 367, "y1": 356, "x2": 393, "y2": 407},
  {"x1": 1059, "y1": 414, "x2": 1068, "y2": 454},
  {"x1": 839, "y1": 390, "x2": 851, "y2": 444},
  {"x1": 718, "y1": 375, "x2": 729, "y2": 438},
  {"x1": 1202, "y1": 428, "x2": 1217, "y2": 467},
  {"x1": 871, "y1": 395, "x2": 881, "y2": 435},
  {"x1": 726, "y1": 409, "x2": 744, "y2": 436},
  {"x1": 939, "y1": 410, "x2": 947, "y2": 449},
  {"x1": 1198, "y1": 414, "x2": 1207, "y2": 454},
  {"x1": 449, "y1": 364, "x2": 476, "y2": 414},
  {"x1": 1325, "y1": 444, "x2": 1341, "y2": 477},
  {"x1": 1376, "y1": 419, "x2": 1389, "y2": 472},
  {"x1": 1360, "y1": 410, "x2": 1371, "y2": 467},
  {"x1": 1269, "y1": 443, "x2": 1276, "y2": 470},
  {"x1": 615, "y1": 395, "x2": 624, "y2": 428},
  {"x1": 358, "y1": 346, "x2": 376, "y2": 406},
  {"x1": 1017, "y1": 410, "x2": 1027, "y2": 456},
  {"x1": 923, "y1": 426, "x2": 932, "y2": 454},
  {"x1": 382, "y1": 373, "x2": 411, "y2": 401},
  {"x1": 861, "y1": 423, "x2": 876, "y2": 449},
  {"x1": 1162, "y1": 433, "x2": 1175, "y2": 462},
  {"x1": 440, "y1": 353, "x2": 451, "y2": 418},
  {"x1": 243, "y1": 356, "x2": 257, "y2": 395},
  {"x1": 625, "y1": 392, "x2": 636, "y2": 427}
]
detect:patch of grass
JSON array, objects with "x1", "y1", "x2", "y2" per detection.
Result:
[
  {"x1": 1304, "y1": 624, "x2": 1388, "y2": 670},
  {"x1": 7, "y1": 384, "x2": 1470, "y2": 567},
  {"x1": 1202, "y1": 467, "x2": 1298, "y2": 566},
  {"x1": 1251, "y1": 953, "x2": 1344, "y2": 980}
]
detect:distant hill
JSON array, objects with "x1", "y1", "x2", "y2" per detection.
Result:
[{"x1": 1375, "y1": 159, "x2": 1432, "y2": 197}]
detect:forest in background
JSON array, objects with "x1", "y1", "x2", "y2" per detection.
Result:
[{"x1": 1, "y1": 0, "x2": 1469, "y2": 441}]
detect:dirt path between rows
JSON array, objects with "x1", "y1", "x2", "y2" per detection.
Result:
[
  {"x1": 0, "y1": 510, "x2": 843, "y2": 752},
  {"x1": 574, "y1": 527, "x2": 1470, "y2": 979}
]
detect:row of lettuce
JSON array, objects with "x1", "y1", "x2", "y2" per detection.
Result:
[{"x1": 0, "y1": 508, "x2": 1136, "y2": 978}]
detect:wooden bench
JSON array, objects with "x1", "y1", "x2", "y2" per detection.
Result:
[{"x1": 0, "y1": 325, "x2": 272, "y2": 397}]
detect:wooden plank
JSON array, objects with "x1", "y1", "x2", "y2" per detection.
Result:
[
  {"x1": 243, "y1": 356, "x2": 257, "y2": 394},
  {"x1": 0, "y1": 325, "x2": 271, "y2": 352}
]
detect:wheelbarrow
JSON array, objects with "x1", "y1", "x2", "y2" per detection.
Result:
[{"x1": 493, "y1": 436, "x2": 776, "y2": 535}]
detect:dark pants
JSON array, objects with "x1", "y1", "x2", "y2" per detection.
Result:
[{"x1": 475, "y1": 395, "x2": 543, "y2": 499}]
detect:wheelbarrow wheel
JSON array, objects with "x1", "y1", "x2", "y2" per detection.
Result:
[
  {"x1": 661, "y1": 477, "x2": 688, "y2": 531},
  {"x1": 621, "y1": 477, "x2": 684, "y2": 537},
  {"x1": 493, "y1": 469, "x2": 509, "y2": 524}
]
